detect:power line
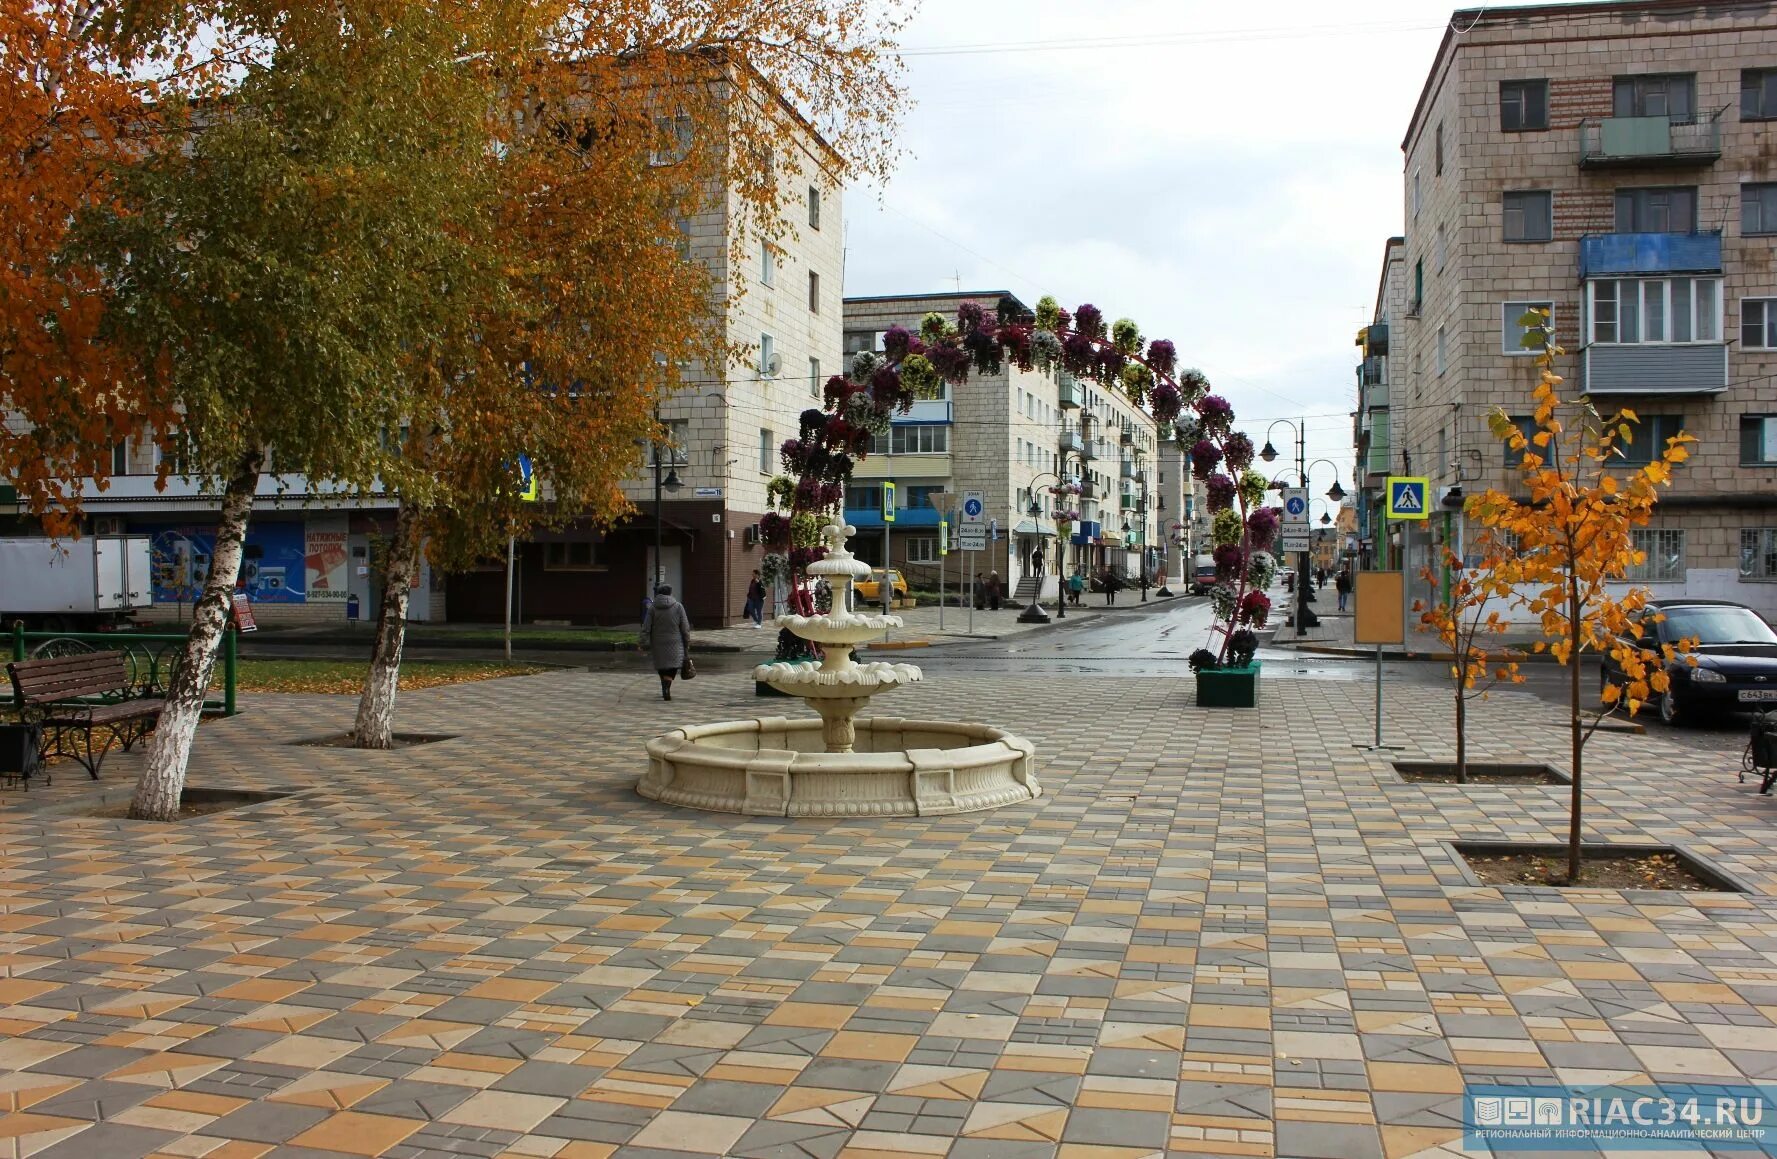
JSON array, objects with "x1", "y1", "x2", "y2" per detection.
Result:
[{"x1": 899, "y1": 18, "x2": 1442, "y2": 58}]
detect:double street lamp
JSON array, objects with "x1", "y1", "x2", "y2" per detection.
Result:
[
  {"x1": 1020, "y1": 471, "x2": 1067, "y2": 622},
  {"x1": 1259, "y1": 419, "x2": 1346, "y2": 640}
]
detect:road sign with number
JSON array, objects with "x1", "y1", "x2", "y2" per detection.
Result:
[
  {"x1": 956, "y1": 525, "x2": 987, "y2": 552},
  {"x1": 1280, "y1": 529, "x2": 1311, "y2": 553},
  {"x1": 1282, "y1": 488, "x2": 1308, "y2": 526},
  {"x1": 961, "y1": 490, "x2": 985, "y2": 525}
]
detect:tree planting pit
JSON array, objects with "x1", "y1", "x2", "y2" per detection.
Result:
[
  {"x1": 1446, "y1": 839, "x2": 1753, "y2": 893},
  {"x1": 1393, "y1": 761, "x2": 1569, "y2": 785}
]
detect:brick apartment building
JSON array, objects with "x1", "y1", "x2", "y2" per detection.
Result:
[{"x1": 1368, "y1": 0, "x2": 1777, "y2": 614}]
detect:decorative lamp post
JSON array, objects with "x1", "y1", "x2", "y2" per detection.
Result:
[
  {"x1": 1261, "y1": 419, "x2": 1349, "y2": 640},
  {"x1": 652, "y1": 413, "x2": 683, "y2": 596},
  {"x1": 1019, "y1": 472, "x2": 1071, "y2": 622}
]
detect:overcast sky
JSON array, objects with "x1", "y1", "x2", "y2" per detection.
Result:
[{"x1": 843, "y1": 0, "x2": 1463, "y2": 500}]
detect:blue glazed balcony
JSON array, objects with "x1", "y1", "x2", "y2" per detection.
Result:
[
  {"x1": 1578, "y1": 231, "x2": 1721, "y2": 279},
  {"x1": 845, "y1": 505, "x2": 943, "y2": 530}
]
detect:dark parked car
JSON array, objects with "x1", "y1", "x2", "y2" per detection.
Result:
[{"x1": 1601, "y1": 599, "x2": 1777, "y2": 724}]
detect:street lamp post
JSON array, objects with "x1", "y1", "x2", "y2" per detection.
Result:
[
  {"x1": 1019, "y1": 471, "x2": 1067, "y2": 623},
  {"x1": 652, "y1": 411, "x2": 683, "y2": 598},
  {"x1": 1259, "y1": 419, "x2": 1347, "y2": 641}
]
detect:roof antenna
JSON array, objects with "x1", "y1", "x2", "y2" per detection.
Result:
[{"x1": 951, "y1": 269, "x2": 962, "y2": 293}]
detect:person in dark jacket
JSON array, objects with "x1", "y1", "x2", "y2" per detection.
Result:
[
  {"x1": 744, "y1": 570, "x2": 766, "y2": 627},
  {"x1": 1102, "y1": 567, "x2": 1120, "y2": 605},
  {"x1": 1335, "y1": 566, "x2": 1353, "y2": 612},
  {"x1": 987, "y1": 571, "x2": 1002, "y2": 611},
  {"x1": 639, "y1": 584, "x2": 692, "y2": 700}
]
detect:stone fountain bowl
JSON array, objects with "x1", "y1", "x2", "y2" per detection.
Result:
[
  {"x1": 771, "y1": 613, "x2": 902, "y2": 648},
  {"x1": 639, "y1": 715, "x2": 1040, "y2": 818}
]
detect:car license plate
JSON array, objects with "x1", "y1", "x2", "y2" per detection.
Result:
[{"x1": 1739, "y1": 689, "x2": 1777, "y2": 702}]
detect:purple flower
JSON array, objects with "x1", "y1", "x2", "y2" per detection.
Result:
[
  {"x1": 818, "y1": 481, "x2": 844, "y2": 508},
  {"x1": 1245, "y1": 506, "x2": 1279, "y2": 550},
  {"x1": 1198, "y1": 394, "x2": 1234, "y2": 436},
  {"x1": 758, "y1": 512, "x2": 792, "y2": 548},
  {"x1": 1213, "y1": 544, "x2": 1244, "y2": 579},
  {"x1": 1149, "y1": 383, "x2": 1182, "y2": 422},
  {"x1": 1073, "y1": 303, "x2": 1105, "y2": 339},
  {"x1": 1223, "y1": 432, "x2": 1255, "y2": 473},
  {"x1": 800, "y1": 408, "x2": 828, "y2": 438},
  {"x1": 1239, "y1": 590, "x2": 1271, "y2": 627},
  {"x1": 956, "y1": 301, "x2": 985, "y2": 333},
  {"x1": 794, "y1": 477, "x2": 822, "y2": 507},
  {"x1": 779, "y1": 438, "x2": 807, "y2": 474},
  {"x1": 823, "y1": 416, "x2": 851, "y2": 448},
  {"x1": 1206, "y1": 473, "x2": 1237, "y2": 512},
  {"x1": 1061, "y1": 331, "x2": 1096, "y2": 377},
  {"x1": 927, "y1": 343, "x2": 972, "y2": 383},
  {"x1": 1189, "y1": 439, "x2": 1224, "y2": 480},
  {"x1": 965, "y1": 328, "x2": 1002, "y2": 375},
  {"x1": 871, "y1": 367, "x2": 902, "y2": 410},
  {"x1": 1095, "y1": 345, "x2": 1125, "y2": 382},
  {"x1": 882, "y1": 326, "x2": 912, "y2": 362},
  {"x1": 1146, "y1": 339, "x2": 1177, "y2": 376}
]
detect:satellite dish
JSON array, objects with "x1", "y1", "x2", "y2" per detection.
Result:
[{"x1": 764, "y1": 353, "x2": 782, "y2": 378}]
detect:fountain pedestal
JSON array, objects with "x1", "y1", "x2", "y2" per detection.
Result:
[{"x1": 636, "y1": 522, "x2": 1041, "y2": 818}]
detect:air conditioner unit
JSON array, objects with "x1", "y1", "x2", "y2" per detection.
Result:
[
  {"x1": 93, "y1": 516, "x2": 125, "y2": 536},
  {"x1": 744, "y1": 524, "x2": 762, "y2": 547}
]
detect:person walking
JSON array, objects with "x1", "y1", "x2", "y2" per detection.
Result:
[
  {"x1": 743, "y1": 570, "x2": 766, "y2": 627},
  {"x1": 639, "y1": 583, "x2": 692, "y2": 701},
  {"x1": 987, "y1": 571, "x2": 1002, "y2": 611},
  {"x1": 1067, "y1": 570, "x2": 1084, "y2": 606},
  {"x1": 972, "y1": 572, "x2": 985, "y2": 610},
  {"x1": 1102, "y1": 567, "x2": 1120, "y2": 606},
  {"x1": 1335, "y1": 566, "x2": 1353, "y2": 612}
]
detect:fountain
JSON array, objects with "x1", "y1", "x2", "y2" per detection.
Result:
[{"x1": 638, "y1": 522, "x2": 1040, "y2": 817}]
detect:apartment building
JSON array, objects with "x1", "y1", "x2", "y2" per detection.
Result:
[
  {"x1": 445, "y1": 118, "x2": 845, "y2": 628},
  {"x1": 839, "y1": 291, "x2": 1162, "y2": 600},
  {"x1": 1379, "y1": 0, "x2": 1777, "y2": 614},
  {"x1": 1354, "y1": 237, "x2": 1407, "y2": 572}
]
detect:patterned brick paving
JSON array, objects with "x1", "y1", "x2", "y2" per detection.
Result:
[{"x1": 1, "y1": 669, "x2": 1774, "y2": 1158}]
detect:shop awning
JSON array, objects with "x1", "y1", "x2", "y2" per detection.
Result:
[{"x1": 1011, "y1": 518, "x2": 1055, "y2": 538}]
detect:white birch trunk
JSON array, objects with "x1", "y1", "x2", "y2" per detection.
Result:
[
  {"x1": 352, "y1": 503, "x2": 418, "y2": 749},
  {"x1": 129, "y1": 451, "x2": 262, "y2": 821}
]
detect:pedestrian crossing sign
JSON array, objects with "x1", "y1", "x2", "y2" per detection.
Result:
[{"x1": 1385, "y1": 476, "x2": 1429, "y2": 520}]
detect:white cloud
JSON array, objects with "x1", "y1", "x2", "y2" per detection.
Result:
[{"x1": 845, "y1": 0, "x2": 1457, "y2": 484}]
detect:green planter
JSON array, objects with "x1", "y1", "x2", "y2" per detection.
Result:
[{"x1": 1195, "y1": 661, "x2": 1260, "y2": 708}]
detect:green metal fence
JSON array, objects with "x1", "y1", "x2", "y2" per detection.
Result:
[{"x1": 7, "y1": 623, "x2": 238, "y2": 715}]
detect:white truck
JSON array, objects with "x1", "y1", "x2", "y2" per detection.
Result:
[{"x1": 0, "y1": 535, "x2": 155, "y2": 629}]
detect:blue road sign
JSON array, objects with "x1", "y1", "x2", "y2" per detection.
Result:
[
  {"x1": 1386, "y1": 476, "x2": 1429, "y2": 520},
  {"x1": 962, "y1": 496, "x2": 984, "y2": 520},
  {"x1": 1284, "y1": 494, "x2": 1308, "y2": 519}
]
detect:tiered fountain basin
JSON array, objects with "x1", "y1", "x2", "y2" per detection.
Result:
[
  {"x1": 638, "y1": 520, "x2": 1040, "y2": 819},
  {"x1": 639, "y1": 715, "x2": 1039, "y2": 817}
]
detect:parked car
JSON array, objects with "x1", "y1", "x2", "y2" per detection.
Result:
[
  {"x1": 854, "y1": 569, "x2": 909, "y2": 603},
  {"x1": 1600, "y1": 599, "x2": 1777, "y2": 724}
]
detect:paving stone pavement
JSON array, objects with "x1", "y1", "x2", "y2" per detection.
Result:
[{"x1": 2, "y1": 668, "x2": 1776, "y2": 1159}]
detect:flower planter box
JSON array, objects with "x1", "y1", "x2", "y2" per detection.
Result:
[{"x1": 1195, "y1": 662, "x2": 1260, "y2": 708}]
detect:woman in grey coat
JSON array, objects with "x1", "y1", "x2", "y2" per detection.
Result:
[{"x1": 639, "y1": 584, "x2": 693, "y2": 700}]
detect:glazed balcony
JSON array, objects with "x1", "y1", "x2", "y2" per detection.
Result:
[{"x1": 1579, "y1": 108, "x2": 1723, "y2": 168}]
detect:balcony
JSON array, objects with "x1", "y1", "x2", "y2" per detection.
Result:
[
  {"x1": 1119, "y1": 459, "x2": 1136, "y2": 479},
  {"x1": 1082, "y1": 437, "x2": 1105, "y2": 461},
  {"x1": 1363, "y1": 380, "x2": 1389, "y2": 411},
  {"x1": 1119, "y1": 428, "x2": 1134, "y2": 447},
  {"x1": 1358, "y1": 357, "x2": 1384, "y2": 388},
  {"x1": 1579, "y1": 108, "x2": 1723, "y2": 169},
  {"x1": 1057, "y1": 375, "x2": 1083, "y2": 410},
  {"x1": 1120, "y1": 494, "x2": 1137, "y2": 511},
  {"x1": 1078, "y1": 479, "x2": 1096, "y2": 500},
  {"x1": 1364, "y1": 413, "x2": 1391, "y2": 479},
  {"x1": 1581, "y1": 343, "x2": 1728, "y2": 395},
  {"x1": 898, "y1": 399, "x2": 952, "y2": 423},
  {"x1": 1059, "y1": 428, "x2": 1084, "y2": 455},
  {"x1": 1364, "y1": 321, "x2": 1389, "y2": 357},
  {"x1": 1578, "y1": 230, "x2": 1721, "y2": 278}
]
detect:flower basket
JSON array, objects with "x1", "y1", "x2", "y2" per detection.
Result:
[{"x1": 1194, "y1": 661, "x2": 1260, "y2": 708}]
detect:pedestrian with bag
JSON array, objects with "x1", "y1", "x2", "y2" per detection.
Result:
[
  {"x1": 743, "y1": 570, "x2": 766, "y2": 628},
  {"x1": 1335, "y1": 566, "x2": 1353, "y2": 612},
  {"x1": 639, "y1": 583, "x2": 693, "y2": 701},
  {"x1": 987, "y1": 571, "x2": 1002, "y2": 611},
  {"x1": 1067, "y1": 570, "x2": 1085, "y2": 606}
]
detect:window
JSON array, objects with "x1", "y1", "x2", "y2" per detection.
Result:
[
  {"x1": 844, "y1": 329, "x2": 883, "y2": 355},
  {"x1": 671, "y1": 215, "x2": 691, "y2": 259},
  {"x1": 110, "y1": 439, "x2": 129, "y2": 476},
  {"x1": 905, "y1": 485, "x2": 941, "y2": 509},
  {"x1": 759, "y1": 332, "x2": 776, "y2": 376},
  {"x1": 1588, "y1": 278, "x2": 1720, "y2": 344},
  {"x1": 543, "y1": 541, "x2": 603, "y2": 571},
  {"x1": 1615, "y1": 414, "x2": 1684, "y2": 466},
  {"x1": 759, "y1": 240, "x2": 774, "y2": 286},
  {"x1": 1744, "y1": 299, "x2": 1777, "y2": 349},
  {"x1": 648, "y1": 419, "x2": 690, "y2": 466},
  {"x1": 809, "y1": 356, "x2": 822, "y2": 397},
  {"x1": 1627, "y1": 528, "x2": 1685, "y2": 582},
  {"x1": 1435, "y1": 223, "x2": 1447, "y2": 271},
  {"x1": 1412, "y1": 169, "x2": 1421, "y2": 219},
  {"x1": 1412, "y1": 258, "x2": 1424, "y2": 312},
  {"x1": 1503, "y1": 191, "x2": 1553, "y2": 242},
  {"x1": 1744, "y1": 69, "x2": 1777, "y2": 120},
  {"x1": 1500, "y1": 79, "x2": 1550, "y2": 131},
  {"x1": 649, "y1": 114, "x2": 692, "y2": 166},
  {"x1": 1503, "y1": 415, "x2": 1544, "y2": 467},
  {"x1": 1435, "y1": 325, "x2": 1448, "y2": 375},
  {"x1": 1614, "y1": 74, "x2": 1694, "y2": 120},
  {"x1": 808, "y1": 185, "x2": 821, "y2": 229},
  {"x1": 904, "y1": 537, "x2": 939, "y2": 563},
  {"x1": 887, "y1": 425, "x2": 948, "y2": 454},
  {"x1": 844, "y1": 484, "x2": 880, "y2": 510},
  {"x1": 1502, "y1": 301, "x2": 1554, "y2": 354},
  {"x1": 543, "y1": 541, "x2": 600, "y2": 571},
  {"x1": 1615, "y1": 186, "x2": 1697, "y2": 233},
  {"x1": 1742, "y1": 528, "x2": 1777, "y2": 579},
  {"x1": 1435, "y1": 121, "x2": 1444, "y2": 176},
  {"x1": 1745, "y1": 184, "x2": 1777, "y2": 235},
  {"x1": 807, "y1": 270, "x2": 820, "y2": 313},
  {"x1": 1742, "y1": 416, "x2": 1777, "y2": 464},
  {"x1": 759, "y1": 428, "x2": 773, "y2": 474}
]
